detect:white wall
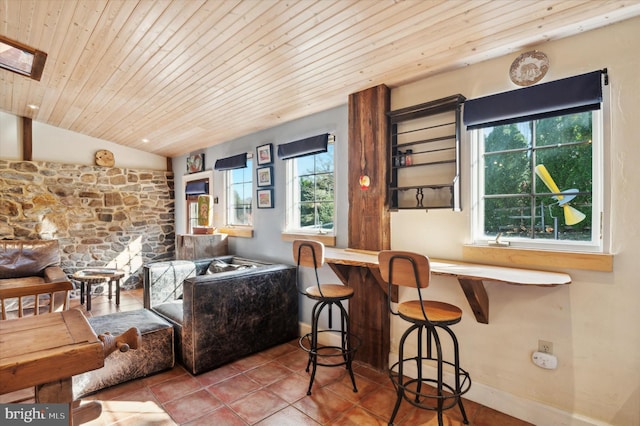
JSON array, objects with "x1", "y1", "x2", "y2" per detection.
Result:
[
  {"x1": 389, "y1": 17, "x2": 640, "y2": 426},
  {"x1": 0, "y1": 110, "x2": 167, "y2": 170}
]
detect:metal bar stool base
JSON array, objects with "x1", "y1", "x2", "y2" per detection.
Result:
[
  {"x1": 299, "y1": 329, "x2": 361, "y2": 395},
  {"x1": 389, "y1": 357, "x2": 471, "y2": 411}
]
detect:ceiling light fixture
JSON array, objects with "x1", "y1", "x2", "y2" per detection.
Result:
[{"x1": 0, "y1": 35, "x2": 47, "y2": 81}]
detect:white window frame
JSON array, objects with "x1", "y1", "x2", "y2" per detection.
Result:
[
  {"x1": 224, "y1": 155, "x2": 253, "y2": 228},
  {"x1": 183, "y1": 170, "x2": 213, "y2": 234},
  {"x1": 284, "y1": 136, "x2": 335, "y2": 236},
  {"x1": 470, "y1": 109, "x2": 605, "y2": 253}
]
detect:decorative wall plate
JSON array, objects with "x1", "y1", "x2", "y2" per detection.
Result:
[
  {"x1": 509, "y1": 50, "x2": 549, "y2": 86},
  {"x1": 95, "y1": 149, "x2": 115, "y2": 167}
]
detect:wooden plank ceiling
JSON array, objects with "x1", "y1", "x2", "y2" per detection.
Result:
[{"x1": 2, "y1": 0, "x2": 640, "y2": 158}]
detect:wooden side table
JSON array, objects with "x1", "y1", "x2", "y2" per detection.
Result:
[{"x1": 72, "y1": 269, "x2": 125, "y2": 311}]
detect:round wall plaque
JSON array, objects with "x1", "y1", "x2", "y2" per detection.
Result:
[
  {"x1": 509, "y1": 50, "x2": 549, "y2": 86},
  {"x1": 95, "y1": 149, "x2": 115, "y2": 167}
]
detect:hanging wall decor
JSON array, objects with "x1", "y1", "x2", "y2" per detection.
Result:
[
  {"x1": 257, "y1": 166, "x2": 273, "y2": 187},
  {"x1": 257, "y1": 189, "x2": 274, "y2": 208},
  {"x1": 256, "y1": 143, "x2": 273, "y2": 165},
  {"x1": 187, "y1": 153, "x2": 205, "y2": 173}
]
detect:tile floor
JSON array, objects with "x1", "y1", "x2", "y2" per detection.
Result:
[{"x1": 4, "y1": 289, "x2": 534, "y2": 425}]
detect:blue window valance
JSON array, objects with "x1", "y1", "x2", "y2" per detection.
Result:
[
  {"x1": 463, "y1": 69, "x2": 606, "y2": 130},
  {"x1": 277, "y1": 133, "x2": 329, "y2": 160},
  {"x1": 185, "y1": 180, "x2": 208, "y2": 198},
  {"x1": 214, "y1": 153, "x2": 247, "y2": 170}
]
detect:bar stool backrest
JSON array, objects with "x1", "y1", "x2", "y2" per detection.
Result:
[
  {"x1": 293, "y1": 239, "x2": 325, "y2": 270},
  {"x1": 293, "y1": 239, "x2": 325, "y2": 296},
  {"x1": 378, "y1": 250, "x2": 431, "y2": 289}
]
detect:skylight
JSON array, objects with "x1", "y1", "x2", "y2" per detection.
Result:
[{"x1": 0, "y1": 35, "x2": 47, "y2": 81}]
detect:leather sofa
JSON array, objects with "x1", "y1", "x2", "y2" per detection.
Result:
[
  {"x1": 143, "y1": 256, "x2": 298, "y2": 375},
  {"x1": 0, "y1": 240, "x2": 69, "y2": 314}
]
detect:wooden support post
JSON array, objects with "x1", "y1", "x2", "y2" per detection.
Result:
[
  {"x1": 347, "y1": 84, "x2": 391, "y2": 251},
  {"x1": 22, "y1": 116, "x2": 33, "y2": 161}
]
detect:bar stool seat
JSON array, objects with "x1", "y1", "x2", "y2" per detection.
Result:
[
  {"x1": 379, "y1": 250, "x2": 471, "y2": 426},
  {"x1": 304, "y1": 284, "x2": 354, "y2": 300},
  {"x1": 294, "y1": 239, "x2": 359, "y2": 396}
]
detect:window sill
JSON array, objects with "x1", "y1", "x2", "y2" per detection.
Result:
[
  {"x1": 281, "y1": 232, "x2": 336, "y2": 247},
  {"x1": 218, "y1": 226, "x2": 254, "y2": 238},
  {"x1": 462, "y1": 245, "x2": 613, "y2": 272}
]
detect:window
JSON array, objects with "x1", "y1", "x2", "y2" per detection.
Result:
[
  {"x1": 467, "y1": 70, "x2": 606, "y2": 252},
  {"x1": 0, "y1": 35, "x2": 47, "y2": 81},
  {"x1": 471, "y1": 110, "x2": 602, "y2": 250},
  {"x1": 285, "y1": 137, "x2": 335, "y2": 234},
  {"x1": 184, "y1": 171, "x2": 213, "y2": 234},
  {"x1": 226, "y1": 158, "x2": 253, "y2": 226}
]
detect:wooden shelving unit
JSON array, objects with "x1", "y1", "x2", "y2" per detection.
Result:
[{"x1": 388, "y1": 94, "x2": 465, "y2": 211}]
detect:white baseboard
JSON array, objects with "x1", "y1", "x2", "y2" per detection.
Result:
[
  {"x1": 298, "y1": 323, "x2": 609, "y2": 426},
  {"x1": 387, "y1": 353, "x2": 611, "y2": 426}
]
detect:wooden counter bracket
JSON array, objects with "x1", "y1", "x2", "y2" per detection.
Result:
[{"x1": 457, "y1": 278, "x2": 490, "y2": 324}]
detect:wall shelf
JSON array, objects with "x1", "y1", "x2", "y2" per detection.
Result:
[{"x1": 388, "y1": 94, "x2": 465, "y2": 211}]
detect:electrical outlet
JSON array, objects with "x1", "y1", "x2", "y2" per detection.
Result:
[{"x1": 538, "y1": 340, "x2": 553, "y2": 354}]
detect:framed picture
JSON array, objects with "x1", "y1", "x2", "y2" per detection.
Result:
[
  {"x1": 187, "y1": 153, "x2": 205, "y2": 173},
  {"x1": 256, "y1": 166, "x2": 272, "y2": 187},
  {"x1": 257, "y1": 189, "x2": 273, "y2": 208},
  {"x1": 256, "y1": 143, "x2": 273, "y2": 165}
]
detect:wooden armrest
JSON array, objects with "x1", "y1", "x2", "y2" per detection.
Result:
[{"x1": 0, "y1": 281, "x2": 74, "y2": 320}]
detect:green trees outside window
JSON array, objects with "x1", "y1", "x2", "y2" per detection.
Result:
[
  {"x1": 481, "y1": 111, "x2": 593, "y2": 241},
  {"x1": 295, "y1": 144, "x2": 334, "y2": 231}
]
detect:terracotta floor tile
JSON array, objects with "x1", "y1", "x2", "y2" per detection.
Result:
[
  {"x1": 331, "y1": 405, "x2": 388, "y2": 426},
  {"x1": 353, "y1": 362, "x2": 390, "y2": 385},
  {"x1": 259, "y1": 341, "x2": 299, "y2": 360},
  {"x1": 266, "y1": 373, "x2": 312, "y2": 404},
  {"x1": 195, "y1": 363, "x2": 242, "y2": 387},
  {"x1": 244, "y1": 360, "x2": 294, "y2": 386},
  {"x1": 183, "y1": 406, "x2": 247, "y2": 426},
  {"x1": 292, "y1": 387, "x2": 355, "y2": 424},
  {"x1": 111, "y1": 386, "x2": 160, "y2": 403},
  {"x1": 149, "y1": 374, "x2": 202, "y2": 404},
  {"x1": 85, "y1": 377, "x2": 146, "y2": 401},
  {"x1": 207, "y1": 373, "x2": 261, "y2": 404},
  {"x1": 274, "y1": 348, "x2": 310, "y2": 373},
  {"x1": 230, "y1": 352, "x2": 271, "y2": 372},
  {"x1": 228, "y1": 389, "x2": 288, "y2": 424},
  {"x1": 162, "y1": 389, "x2": 222, "y2": 424},
  {"x1": 324, "y1": 373, "x2": 379, "y2": 403},
  {"x1": 255, "y1": 405, "x2": 320, "y2": 426},
  {"x1": 358, "y1": 385, "x2": 416, "y2": 424},
  {"x1": 83, "y1": 399, "x2": 174, "y2": 426},
  {"x1": 142, "y1": 365, "x2": 189, "y2": 387}
]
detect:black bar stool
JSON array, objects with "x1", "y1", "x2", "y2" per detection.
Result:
[
  {"x1": 378, "y1": 250, "x2": 471, "y2": 426},
  {"x1": 293, "y1": 239, "x2": 359, "y2": 395}
]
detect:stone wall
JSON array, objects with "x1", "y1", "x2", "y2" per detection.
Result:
[{"x1": 0, "y1": 160, "x2": 175, "y2": 289}]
